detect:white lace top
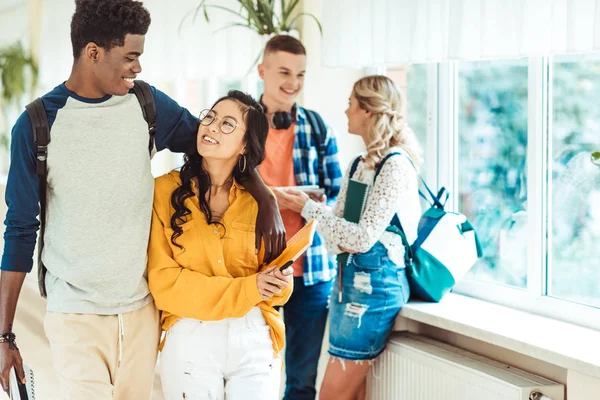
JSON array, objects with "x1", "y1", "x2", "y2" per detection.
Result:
[{"x1": 301, "y1": 148, "x2": 422, "y2": 267}]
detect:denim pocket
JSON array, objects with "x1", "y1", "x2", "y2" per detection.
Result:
[
  {"x1": 351, "y1": 242, "x2": 389, "y2": 271},
  {"x1": 351, "y1": 253, "x2": 384, "y2": 270}
]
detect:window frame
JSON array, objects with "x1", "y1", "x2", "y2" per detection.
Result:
[{"x1": 386, "y1": 57, "x2": 600, "y2": 332}]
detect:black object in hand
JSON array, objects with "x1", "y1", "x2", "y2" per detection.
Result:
[{"x1": 279, "y1": 260, "x2": 293, "y2": 271}]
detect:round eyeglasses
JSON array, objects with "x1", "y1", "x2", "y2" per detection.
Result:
[{"x1": 199, "y1": 109, "x2": 239, "y2": 134}]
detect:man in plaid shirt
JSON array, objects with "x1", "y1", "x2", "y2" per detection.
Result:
[{"x1": 257, "y1": 35, "x2": 343, "y2": 400}]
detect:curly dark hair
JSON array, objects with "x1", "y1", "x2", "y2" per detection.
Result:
[
  {"x1": 71, "y1": 0, "x2": 151, "y2": 58},
  {"x1": 169, "y1": 90, "x2": 268, "y2": 249}
]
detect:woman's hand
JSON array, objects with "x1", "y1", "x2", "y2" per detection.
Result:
[
  {"x1": 256, "y1": 266, "x2": 294, "y2": 300},
  {"x1": 273, "y1": 189, "x2": 312, "y2": 214},
  {"x1": 339, "y1": 246, "x2": 359, "y2": 254}
]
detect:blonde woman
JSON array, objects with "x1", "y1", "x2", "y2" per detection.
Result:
[{"x1": 279, "y1": 75, "x2": 423, "y2": 400}]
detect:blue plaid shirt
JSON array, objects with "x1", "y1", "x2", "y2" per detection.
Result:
[{"x1": 293, "y1": 106, "x2": 343, "y2": 285}]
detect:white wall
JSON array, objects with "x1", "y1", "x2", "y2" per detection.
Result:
[
  {"x1": 299, "y1": 0, "x2": 365, "y2": 170},
  {"x1": 0, "y1": 1, "x2": 27, "y2": 48},
  {"x1": 567, "y1": 370, "x2": 600, "y2": 400}
]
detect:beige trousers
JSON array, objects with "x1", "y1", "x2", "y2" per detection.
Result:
[{"x1": 44, "y1": 301, "x2": 161, "y2": 400}]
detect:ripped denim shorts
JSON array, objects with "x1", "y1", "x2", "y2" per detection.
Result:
[{"x1": 328, "y1": 242, "x2": 410, "y2": 361}]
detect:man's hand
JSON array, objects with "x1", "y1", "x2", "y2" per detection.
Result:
[
  {"x1": 239, "y1": 169, "x2": 287, "y2": 264},
  {"x1": 256, "y1": 267, "x2": 293, "y2": 300},
  {"x1": 255, "y1": 198, "x2": 287, "y2": 264},
  {"x1": 0, "y1": 343, "x2": 25, "y2": 394},
  {"x1": 0, "y1": 271, "x2": 27, "y2": 394},
  {"x1": 271, "y1": 188, "x2": 289, "y2": 210}
]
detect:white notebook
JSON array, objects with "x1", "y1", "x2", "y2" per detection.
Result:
[
  {"x1": 9, "y1": 365, "x2": 34, "y2": 400},
  {"x1": 276, "y1": 185, "x2": 325, "y2": 197}
]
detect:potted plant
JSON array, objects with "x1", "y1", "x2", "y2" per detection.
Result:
[
  {"x1": 0, "y1": 42, "x2": 38, "y2": 161},
  {"x1": 190, "y1": 0, "x2": 322, "y2": 36},
  {"x1": 185, "y1": 0, "x2": 322, "y2": 72}
]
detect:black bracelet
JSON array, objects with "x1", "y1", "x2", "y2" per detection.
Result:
[{"x1": 0, "y1": 332, "x2": 18, "y2": 351}]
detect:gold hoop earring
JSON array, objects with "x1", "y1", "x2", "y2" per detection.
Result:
[{"x1": 238, "y1": 154, "x2": 247, "y2": 173}]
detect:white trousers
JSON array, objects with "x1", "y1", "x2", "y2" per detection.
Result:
[{"x1": 159, "y1": 307, "x2": 281, "y2": 400}]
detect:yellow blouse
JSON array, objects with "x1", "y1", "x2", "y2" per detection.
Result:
[{"x1": 148, "y1": 170, "x2": 292, "y2": 354}]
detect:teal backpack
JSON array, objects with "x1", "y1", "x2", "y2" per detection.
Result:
[{"x1": 348, "y1": 152, "x2": 483, "y2": 302}]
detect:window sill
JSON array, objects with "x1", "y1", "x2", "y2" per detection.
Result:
[{"x1": 396, "y1": 293, "x2": 600, "y2": 379}]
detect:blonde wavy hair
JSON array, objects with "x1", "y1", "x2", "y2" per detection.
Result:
[{"x1": 353, "y1": 75, "x2": 423, "y2": 170}]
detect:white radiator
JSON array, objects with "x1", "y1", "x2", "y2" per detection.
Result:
[{"x1": 368, "y1": 333, "x2": 564, "y2": 400}]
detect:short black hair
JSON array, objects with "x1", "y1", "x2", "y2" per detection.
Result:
[{"x1": 71, "y1": 0, "x2": 151, "y2": 58}]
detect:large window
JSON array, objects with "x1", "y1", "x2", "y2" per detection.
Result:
[
  {"x1": 458, "y1": 60, "x2": 528, "y2": 288},
  {"x1": 387, "y1": 64, "x2": 431, "y2": 182},
  {"x1": 388, "y1": 65, "x2": 428, "y2": 152},
  {"x1": 387, "y1": 64, "x2": 427, "y2": 141},
  {"x1": 550, "y1": 55, "x2": 600, "y2": 308},
  {"x1": 389, "y1": 55, "x2": 600, "y2": 330}
]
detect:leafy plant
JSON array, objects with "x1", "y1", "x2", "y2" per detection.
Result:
[
  {"x1": 593, "y1": 151, "x2": 600, "y2": 167},
  {"x1": 0, "y1": 43, "x2": 38, "y2": 105},
  {"x1": 0, "y1": 43, "x2": 38, "y2": 150},
  {"x1": 186, "y1": 0, "x2": 322, "y2": 36}
]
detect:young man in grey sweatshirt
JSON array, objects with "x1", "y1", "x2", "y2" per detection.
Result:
[{"x1": 0, "y1": 1, "x2": 285, "y2": 398}]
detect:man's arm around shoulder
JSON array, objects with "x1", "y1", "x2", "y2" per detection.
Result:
[{"x1": 151, "y1": 86, "x2": 199, "y2": 154}]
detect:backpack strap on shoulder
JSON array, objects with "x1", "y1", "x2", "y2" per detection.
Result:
[
  {"x1": 304, "y1": 109, "x2": 328, "y2": 188},
  {"x1": 375, "y1": 152, "x2": 402, "y2": 179},
  {"x1": 348, "y1": 156, "x2": 362, "y2": 179},
  {"x1": 25, "y1": 98, "x2": 50, "y2": 298},
  {"x1": 26, "y1": 99, "x2": 50, "y2": 175},
  {"x1": 132, "y1": 80, "x2": 157, "y2": 156},
  {"x1": 377, "y1": 151, "x2": 443, "y2": 208}
]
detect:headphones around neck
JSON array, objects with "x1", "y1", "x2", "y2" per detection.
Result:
[{"x1": 260, "y1": 97, "x2": 297, "y2": 130}]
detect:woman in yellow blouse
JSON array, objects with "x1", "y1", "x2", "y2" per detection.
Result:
[{"x1": 148, "y1": 90, "x2": 293, "y2": 400}]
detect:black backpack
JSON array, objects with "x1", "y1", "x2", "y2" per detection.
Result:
[
  {"x1": 303, "y1": 109, "x2": 328, "y2": 189},
  {"x1": 25, "y1": 80, "x2": 157, "y2": 298}
]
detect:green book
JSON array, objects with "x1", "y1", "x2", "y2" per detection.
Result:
[{"x1": 337, "y1": 178, "x2": 370, "y2": 266}]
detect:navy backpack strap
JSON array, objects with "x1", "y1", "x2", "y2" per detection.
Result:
[
  {"x1": 374, "y1": 152, "x2": 402, "y2": 179},
  {"x1": 132, "y1": 80, "x2": 157, "y2": 155},
  {"x1": 25, "y1": 98, "x2": 50, "y2": 298},
  {"x1": 374, "y1": 152, "x2": 419, "y2": 268},
  {"x1": 348, "y1": 156, "x2": 362, "y2": 179},
  {"x1": 377, "y1": 152, "x2": 445, "y2": 209},
  {"x1": 304, "y1": 109, "x2": 328, "y2": 188}
]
